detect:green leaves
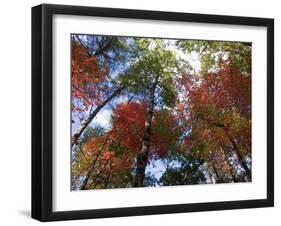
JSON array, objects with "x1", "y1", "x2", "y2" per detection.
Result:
[
  {"x1": 126, "y1": 39, "x2": 179, "y2": 108},
  {"x1": 177, "y1": 40, "x2": 251, "y2": 74},
  {"x1": 72, "y1": 35, "x2": 252, "y2": 189},
  {"x1": 109, "y1": 143, "x2": 128, "y2": 157}
]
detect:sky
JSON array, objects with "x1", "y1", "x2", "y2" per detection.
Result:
[{"x1": 71, "y1": 36, "x2": 201, "y2": 184}]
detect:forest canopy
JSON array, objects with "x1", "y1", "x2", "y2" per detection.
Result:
[{"x1": 71, "y1": 34, "x2": 251, "y2": 190}]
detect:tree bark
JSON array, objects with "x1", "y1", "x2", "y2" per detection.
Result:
[
  {"x1": 133, "y1": 76, "x2": 159, "y2": 187},
  {"x1": 198, "y1": 116, "x2": 252, "y2": 182},
  {"x1": 182, "y1": 160, "x2": 204, "y2": 183},
  {"x1": 72, "y1": 87, "x2": 124, "y2": 147},
  {"x1": 211, "y1": 163, "x2": 220, "y2": 183},
  {"x1": 224, "y1": 130, "x2": 252, "y2": 181},
  {"x1": 222, "y1": 149, "x2": 240, "y2": 182},
  {"x1": 80, "y1": 136, "x2": 110, "y2": 190}
]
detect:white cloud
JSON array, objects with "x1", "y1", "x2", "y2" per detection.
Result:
[{"x1": 91, "y1": 108, "x2": 112, "y2": 130}]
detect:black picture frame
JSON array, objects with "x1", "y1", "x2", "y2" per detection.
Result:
[{"x1": 32, "y1": 3, "x2": 274, "y2": 222}]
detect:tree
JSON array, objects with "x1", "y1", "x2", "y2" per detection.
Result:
[
  {"x1": 110, "y1": 102, "x2": 182, "y2": 188},
  {"x1": 122, "y1": 39, "x2": 180, "y2": 187},
  {"x1": 71, "y1": 86, "x2": 124, "y2": 146},
  {"x1": 71, "y1": 35, "x2": 129, "y2": 147},
  {"x1": 176, "y1": 40, "x2": 251, "y2": 74},
  {"x1": 159, "y1": 151, "x2": 206, "y2": 186},
  {"x1": 73, "y1": 101, "x2": 182, "y2": 190},
  {"x1": 177, "y1": 65, "x2": 251, "y2": 182},
  {"x1": 71, "y1": 36, "x2": 253, "y2": 189},
  {"x1": 71, "y1": 40, "x2": 108, "y2": 113}
]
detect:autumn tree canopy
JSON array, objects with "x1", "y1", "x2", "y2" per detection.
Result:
[{"x1": 71, "y1": 35, "x2": 252, "y2": 190}]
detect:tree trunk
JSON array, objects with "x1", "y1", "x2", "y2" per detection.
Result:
[
  {"x1": 200, "y1": 116, "x2": 252, "y2": 182},
  {"x1": 72, "y1": 87, "x2": 124, "y2": 147},
  {"x1": 182, "y1": 161, "x2": 204, "y2": 183},
  {"x1": 222, "y1": 149, "x2": 240, "y2": 182},
  {"x1": 225, "y1": 131, "x2": 252, "y2": 181},
  {"x1": 211, "y1": 163, "x2": 220, "y2": 183},
  {"x1": 206, "y1": 163, "x2": 215, "y2": 184},
  {"x1": 133, "y1": 77, "x2": 158, "y2": 187},
  {"x1": 80, "y1": 136, "x2": 110, "y2": 190}
]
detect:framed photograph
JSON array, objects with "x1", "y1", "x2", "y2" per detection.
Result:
[{"x1": 32, "y1": 4, "x2": 274, "y2": 221}]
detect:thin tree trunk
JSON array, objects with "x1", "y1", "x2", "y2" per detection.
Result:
[
  {"x1": 217, "y1": 123, "x2": 252, "y2": 181},
  {"x1": 80, "y1": 136, "x2": 110, "y2": 190},
  {"x1": 199, "y1": 116, "x2": 252, "y2": 182},
  {"x1": 72, "y1": 87, "x2": 124, "y2": 147},
  {"x1": 91, "y1": 160, "x2": 111, "y2": 189},
  {"x1": 133, "y1": 77, "x2": 159, "y2": 187},
  {"x1": 206, "y1": 163, "x2": 215, "y2": 184},
  {"x1": 182, "y1": 161, "x2": 204, "y2": 183},
  {"x1": 225, "y1": 130, "x2": 252, "y2": 181},
  {"x1": 222, "y1": 149, "x2": 240, "y2": 182},
  {"x1": 103, "y1": 161, "x2": 113, "y2": 189},
  {"x1": 211, "y1": 163, "x2": 220, "y2": 183}
]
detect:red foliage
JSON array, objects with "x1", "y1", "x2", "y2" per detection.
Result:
[
  {"x1": 178, "y1": 65, "x2": 251, "y2": 159},
  {"x1": 71, "y1": 41, "x2": 108, "y2": 112},
  {"x1": 109, "y1": 102, "x2": 146, "y2": 153},
  {"x1": 108, "y1": 102, "x2": 181, "y2": 161},
  {"x1": 178, "y1": 65, "x2": 251, "y2": 122}
]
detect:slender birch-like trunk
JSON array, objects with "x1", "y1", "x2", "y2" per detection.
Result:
[
  {"x1": 80, "y1": 136, "x2": 110, "y2": 190},
  {"x1": 133, "y1": 76, "x2": 159, "y2": 187},
  {"x1": 72, "y1": 87, "x2": 124, "y2": 147}
]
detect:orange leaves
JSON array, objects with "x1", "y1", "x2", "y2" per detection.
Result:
[
  {"x1": 109, "y1": 102, "x2": 146, "y2": 153},
  {"x1": 71, "y1": 41, "x2": 108, "y2": 112},
  {"x1": 181, "y1": 66, "x2": 251, "y2": 116},
  {"x1": 113, "y1": 102, "x2": 147, "y2": 131},
  {"x1": 108, "y1": 102, "x2": 181, "y2": 160},
  {"x1": 100, "y1": 151, "x2": 115, "y2": 161},
  {"x1": 77, "y1": 134, "x2": 133, "y2": 187},
  {"x1": 177, "y1": 64, "x2": 251, "y2": 164}
]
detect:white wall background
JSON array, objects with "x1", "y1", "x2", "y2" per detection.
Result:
[{"x1": 0, "y1": 0, "x2": 279, "y2": 225}]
